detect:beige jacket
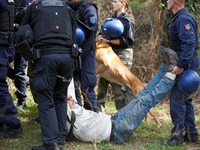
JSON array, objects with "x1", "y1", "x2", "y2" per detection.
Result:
[{"x1": 67, "y1": 104, "x2": 111, "y2": 143}]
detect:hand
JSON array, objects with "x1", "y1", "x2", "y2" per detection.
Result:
[
  {"x1": 97, "y1": 35, "x2": 109, "y2": 43},
  {"x1": 67, "y1": 95, "x2": 76, "y2": 109},
  {"x1": 172, "y1": 66, "x2": 184, "y2": 75},
  {"x1": 97, "y1": 35, "x2": 103, "y2": 39},
  {"x1": 98, "y1": 37, "x2": 109, "y2": 43}
]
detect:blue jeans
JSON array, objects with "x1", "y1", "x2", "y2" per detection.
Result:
[{"x1": 112, "y1": 63, "x2": 175, "y2": 143}]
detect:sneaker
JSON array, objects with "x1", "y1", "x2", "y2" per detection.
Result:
[
  {"x1": 16, "y1": 101, "x2": 27, "y2": 110},
  {"x1": 32, "y1": 116, "x2": 40, "y2": 123},
  {"x1": 32, "y1": 143, "x2": 60, "y2": 150},
  {"x1": 163, "y1": 132, "x2": 184, "y2": 146},
  {"x1": 184, "y1": 133, "x2": 199, "y2": 144},
  {"x1": 160, "y1": 46, "x2": 178, "y2": 71},
  {"x1": 3, "y1": 125, "x2": 24, "y2": 139}
]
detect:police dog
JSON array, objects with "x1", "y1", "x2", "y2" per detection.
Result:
[{"x1": 95, "y1": 40, "x2": 162, "y2": 128}]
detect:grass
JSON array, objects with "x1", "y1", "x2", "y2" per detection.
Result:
[{"x1": 1, "y1": 81, "x2": 200, "y2": 150}]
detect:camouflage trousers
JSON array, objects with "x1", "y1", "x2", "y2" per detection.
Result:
[{"x1": 97, "y1": 48, "x2": 134, "y2": 111}]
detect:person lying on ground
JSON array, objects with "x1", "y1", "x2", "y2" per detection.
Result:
[{"x1": 66, "y1": 46, "x2": 178, "y2": 143}]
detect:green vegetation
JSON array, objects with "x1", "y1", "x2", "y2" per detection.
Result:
[
  {"x1": 1, "y1": 0, "x2": 200, "y2": 149},
  {"x1": 1, "y1": 85, "x2": 200, "y2": 149}
]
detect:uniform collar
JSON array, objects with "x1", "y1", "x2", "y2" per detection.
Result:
[
  {"x1": 175, "y1": 7, "x2": 188, "y2": 16},
  {"x1": 171, "y1": 7, "x2": 188, "y2": 21}
]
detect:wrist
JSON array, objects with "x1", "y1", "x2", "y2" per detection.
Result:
[{"x1": 109, "y1": 40, "x2": 111, "y2": 44}]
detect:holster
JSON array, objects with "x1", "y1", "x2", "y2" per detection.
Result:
[
  {"x1": 16, "y1": 40, "x2": 33, "y2": 61},
  {"x1": 71, "y1": 44, "x2": 82, "y2": 70},
  {"x1": 75, "y1": 55, "x2": 82, "y2": 70},
  {"x1": 32, "y1": 46, "x2": 41, "y2": 61}
]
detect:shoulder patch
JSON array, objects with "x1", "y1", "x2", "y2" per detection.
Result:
[
  {"x1": 184, "y1": 24, "x2": 191, "y2": 31},
  {"x1": 89, "y1": 17, "x2": 95, "y2": 24}
]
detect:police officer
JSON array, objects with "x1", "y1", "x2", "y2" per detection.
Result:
[
  {"x1": 0, "y1": 0, "x2": 24, "y2": 139},
  {"x1": 164, "y1": 0, "x2": 200, "y2": 146},
  {"x1": 14, "y1": 0, "x2": 32, "y2": 110},
  {"x1": 7, "y1": 0, "x2": 32, "y2": 110},
  {"x1": 97, "y1": 0, "x2": 135, "y2": 111},
  {"x1": 19, "y1": 0, "x2": 76, "y2": 149},
  {"x1": 66, "y1": 0, "x2": 98, "y2": 112}
]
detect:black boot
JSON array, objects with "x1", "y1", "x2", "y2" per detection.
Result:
[
  {"x1": 3, "y1": 123, "x2": 24, "y2": 139},
  {"x1": 160, "y1": 46, "x2": 178, "y2": 71},
  {"x1": 163, "y1": 132, "x2": 184, "y2": 146},
  {"x1": 57, "y1": 135, "x2": 66, "y2": 149},
  {"x1": 184, "y1": 132, "x2": 199, "y2": 144},
  {"x1": 0, "y1": 124, "x2": 5, "y2": 137},
  {"x1": 0, "y1": 124, "x2": 5, "y2": 132}
]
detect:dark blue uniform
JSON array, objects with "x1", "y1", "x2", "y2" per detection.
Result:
[
  {"x1": 67, "y1": 0, "x2": 98, "y2": 112},
  {"x1": 169, "y1": 8, "x2": 200, "y2": 137},
  {"x1": 20, "y1": 0, "x2": 75, "y2": 147},
  {"x1": 7, "y1": 0, "x2": 31, "y2": 109},
  {"x1": 0, "y1": 0, "x2": 23, "y2": 138},
  {"x1": 14, "y1": 0, "x2": 31, "y2": 108}
]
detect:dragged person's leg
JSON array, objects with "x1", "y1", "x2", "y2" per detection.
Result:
[
  {"x1": 110, "y1": 47, "x2": 178, "y2": 144},
  {"x1": 111, "y1": 71, "x2": 176, "y2": 143}
]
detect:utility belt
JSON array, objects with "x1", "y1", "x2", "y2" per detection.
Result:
[
  {"x1": 41, "y1": 45, "x2": 82, "y2": 71},
  {"x1": 0, "y1": 32, "x2": 14, "y2": 46},
  {"x1": 40, "y1": 47, "x2": 71, "y2": 56},
  {"x1": 16, "y1": 41, "x2": 82, "y2": 70}
]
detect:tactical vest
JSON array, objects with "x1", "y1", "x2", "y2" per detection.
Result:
[
  {"x1": 14, "y1": 0, "x2": 24, "y2": 17},
  {"x1": 0, "y1": 0, "x2": 14, "y2": 32},
  {"x1": 169, "y1": 12, "x2": 199, "y2": 53},
  {"x1": 32, "y1": 0, "x2": 74, "y2": 47},
  {"x1": 14, "y1": 0, "x2": 25, "y2": 29}
]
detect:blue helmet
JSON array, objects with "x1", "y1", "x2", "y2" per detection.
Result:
[
  {"x1": 101, "y1": 18, "x2": 124, "y2": 39},
  {"x1": 76, "y1": 24, "x2": 86, "y2": 45},
  {"x1": 179, "y1": 70, "x2": 200, "y2": 94}
]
